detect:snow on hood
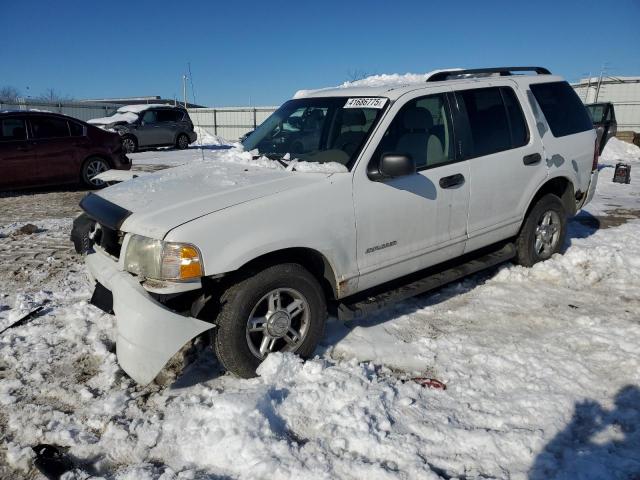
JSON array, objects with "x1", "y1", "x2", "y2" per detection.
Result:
[
  {"x1": 117, "y1": 103, "x2": 167, "y2": 113},
  {"x1": 87, "y1": 111, "x2": 138, "y2": 126},
  {"x1": 600, "y1": 137, "x2": 640, "y2": 166},
  {"x1": 97, "y1": 149, "x2": 341, "y2": 238},
  {"x1": 87, "y1": 104, "x2": 169, "y2": 125}
]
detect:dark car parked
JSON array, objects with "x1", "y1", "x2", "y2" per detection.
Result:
[{"x1": 0, "y1": 111, "x2": 130, "y2": 190}]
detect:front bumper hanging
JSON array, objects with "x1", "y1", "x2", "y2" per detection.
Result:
[{"x1": 86, "y1": 251, "x2": 215, "y2": 385}]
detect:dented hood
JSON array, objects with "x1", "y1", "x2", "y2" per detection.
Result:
[{"x1": 95, "y1": 159, "x2": 327, "y2": 239}]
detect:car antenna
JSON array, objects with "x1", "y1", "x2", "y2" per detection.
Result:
[{"x1": 188, "y1": 62, "x2": 206, "y2": 162}]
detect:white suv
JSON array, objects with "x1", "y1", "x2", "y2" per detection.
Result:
[{"x1": 72, "y1": 67, "x2": 599, "y2": 384}]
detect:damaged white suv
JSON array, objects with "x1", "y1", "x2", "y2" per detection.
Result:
[{"x1": 72, "y1": 67, "x2": 599, "y2": 384}]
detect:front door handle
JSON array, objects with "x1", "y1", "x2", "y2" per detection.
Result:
[
  {"x1": 523, "y1": 153, "x2": 542, "y2": 165},
  {"x1": 439, "y1": 173, "x2": 465, "y2": 189}
]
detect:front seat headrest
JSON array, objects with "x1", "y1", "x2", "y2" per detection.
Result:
[{"x1": 403, "y1": 107, "x2": 433, "y2": 131}]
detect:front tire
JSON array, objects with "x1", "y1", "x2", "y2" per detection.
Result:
[
  {"x1": 515, "y1": 193, "x2": 567, "y2": 267},
  {"x1": 81, "y1": 157, "x2": 109, "y2": 188},
  {"x1": 122, "y1": 135, "x2": 137, "y2": 154},
  {"x1": 213, "y1": 263, "x2": 327, "y2": 378}
]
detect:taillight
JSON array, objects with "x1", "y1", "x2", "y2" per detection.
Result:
[{"x1": 592, "y1": 138, "x2": 599, "y2": 171}]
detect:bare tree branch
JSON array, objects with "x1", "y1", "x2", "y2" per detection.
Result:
[
  {"x1": 0, "y1": 86, "x2": 21, "y2": 102},
  {"x1": 36, "y1": 88, "x2": 74, "y2": 102}
]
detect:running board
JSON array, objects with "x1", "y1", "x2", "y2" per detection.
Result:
[{"x1": 337, "y1": 243, "x2": 516, "y2": 321}]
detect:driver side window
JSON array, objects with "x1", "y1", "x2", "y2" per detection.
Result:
[
  {"x1": 142, "y1": 110, "x2": 157, "y2": 124},
  {"x1": 376, "y1": 93, "x2": 454, "y2": 169}
]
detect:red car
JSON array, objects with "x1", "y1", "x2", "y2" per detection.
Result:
[{"x1": 0, "y1": 111, "x2": 131, "y2": 190}]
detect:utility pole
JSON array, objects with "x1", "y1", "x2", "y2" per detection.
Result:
[{"x1": 182, "y1": 75, "x2": 188, "y2": 108}]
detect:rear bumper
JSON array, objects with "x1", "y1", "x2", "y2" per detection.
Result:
[{"x1": 85, "y1": 251, "x2": 214, "y2": 385}]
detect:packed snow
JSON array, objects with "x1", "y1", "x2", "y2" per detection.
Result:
[
  {"x1": 125, "y1": 143, "x2": 348, "y2": 174},
  {"x1": 337, "y1": 71, "x2": 452, "y2": 88},
  {"x1": 294, "y1": 69, "x2": 462, "y2": 97},
  {"x1": 87, "y1": 111, "x2": 138, "y2": 126},
  {"x1": 1, "y1": 139, "x2": 639, "y2": 479},
  {"x1": 116, "y1": 104, "x2": 168, "y2": 114},
  {"x1": 192, "y1": 126, "x2": 228, "y2": 147},
  {"x1": 600, "y1": 137, "x2": 640, "y2": 165}
]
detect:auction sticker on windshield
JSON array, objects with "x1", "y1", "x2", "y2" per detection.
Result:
[{"x1": 344, "y1": 97, "x2": 387, "y2": 109}]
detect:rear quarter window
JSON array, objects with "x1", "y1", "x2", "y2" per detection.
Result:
[
  {"x1": 69, "y1": 121, "x2": 85, "y2": 137},
  {"x1": 529, "y1": 81, "x2": 593, "y2": 137}
]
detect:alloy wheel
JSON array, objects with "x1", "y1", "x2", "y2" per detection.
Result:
[
  {"x1": 245, "y1": 288, "x2": 310, "y2": 359},
  {"x1": 86, "y1": 159, "x2": 108, "y2": 187},
  {"x1": 534, "y1": 210, "x2": 561, "y2": 258},
  {"x1": 122, "y1": 137, "x2": 136, "y2": 153}
]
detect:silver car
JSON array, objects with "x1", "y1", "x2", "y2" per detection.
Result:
[{"x1": 89, "y1": 105, "x2": 197, "y2": 153}]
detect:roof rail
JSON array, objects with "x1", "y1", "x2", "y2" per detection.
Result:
[{"x1": 426, "y1": 66, "x2": 551, "y2": 82}]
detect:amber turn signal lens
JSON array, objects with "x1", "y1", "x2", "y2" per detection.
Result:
[{"x1": 178, "y1": 245, "x2": 202, "y2": 279}]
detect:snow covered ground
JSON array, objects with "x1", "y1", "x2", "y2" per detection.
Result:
[{"x1": 1, "y1": 140, "x2": 639, "y2": 479}]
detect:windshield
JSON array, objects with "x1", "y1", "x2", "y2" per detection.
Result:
[{"x1": 242, "y1": 97, "x2": 387, "y2": 169}]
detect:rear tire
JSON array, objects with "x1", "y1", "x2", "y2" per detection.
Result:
[
  {"x1": 213, "y1": 263, "x2": 327, "y2": 378},
  {"x1": 515, "y1": 193, "x2": 567, "y2": 267},
  {"x1": 176, "y1": 133, "x2": 189, "y2": 150},
  {"x1": 81, "y1": 157, "x2": 109, "y2": 188},
  {"x1": 122, "y1": 135, "x2": 137, "y2": 154}
]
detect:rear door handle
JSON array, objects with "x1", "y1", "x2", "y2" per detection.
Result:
[
  {"x1": 439, "y1": 173, "x2": 465, "y2": 189},
  {"x1": 523, "y1": 153, "x2": 542, "y2": 165}
]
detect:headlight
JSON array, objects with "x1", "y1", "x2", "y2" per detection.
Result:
[{"x1": 124, "y1": 234, "x2": 203, "y2": 281}]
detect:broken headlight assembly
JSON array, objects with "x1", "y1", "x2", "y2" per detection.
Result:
[{"x1": 123, "y1": 234, "x2": 203, "y2": 281}]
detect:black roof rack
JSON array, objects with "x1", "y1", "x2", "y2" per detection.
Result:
[{"x1": 427, "y1": 66, "x2": 551, "y2": 82}]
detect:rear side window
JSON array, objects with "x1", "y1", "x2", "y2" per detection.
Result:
[
  {"x1": 0, "y1": 118, "x2": 26, "y2": 141},
  {"x1": 455, "y1": 87, "x2": 511, "y2": 158},
  {"x1": 69, "y1": 121, "x2": 84, "y2": 137},
  {"x1": 529, "y1": 81, "x2": 593, "y2": 137},
  {"x1": 157, "y1": 110, "x2": 183, "y2": 122},
  {"x1": 31, "y1": 117, "x2": 70, "y2": 139},
  {"x1": 501, "y1": 87, "x2": 528, "y2": 147}
]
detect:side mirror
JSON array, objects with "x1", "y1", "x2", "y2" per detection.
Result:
[{"x1": 379, "y1": 153, "x2": 415, "y2": 178}]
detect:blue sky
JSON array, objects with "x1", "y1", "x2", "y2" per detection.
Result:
[{"x1": 2, "y1": 0, "x2": 639, "y2": 107}]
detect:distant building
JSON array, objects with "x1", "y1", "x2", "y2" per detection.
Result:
[
  {"x1": 80, "y1": 95, "x2": 205, "y2": 109},
  {"x1": 572, "y1": 77, "x2": 640, "y2": 132}
]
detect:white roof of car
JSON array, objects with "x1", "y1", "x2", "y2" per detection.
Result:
[{"x1": 295, "y1": 69, "x2": 563, "y2": 100}]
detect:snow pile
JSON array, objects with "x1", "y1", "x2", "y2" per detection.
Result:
[
  {"x1": 286, "y1": 160, "x2": 348, "y2": 173},
  {"x1": 87, "y1": 104, "x2": 172, "y2": 125},
  {"x1": 193, "y1": 125, "x2": 229, "y2": 146},
  {"x1": 117, "y1": 104, "x2": 167, "y2": 113},
  {"x1": 294, "y1": 69, "x2": 462, "y2": 97},
  {"x1": 339, "y1": 72, "x2": 436, "y2": 88},
  {"x1": 87, "y1": 111, "x2": 138, "y2": 126},
  {"x1": 600, "y1": 137, "x2": 640, "y2": 165}
]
